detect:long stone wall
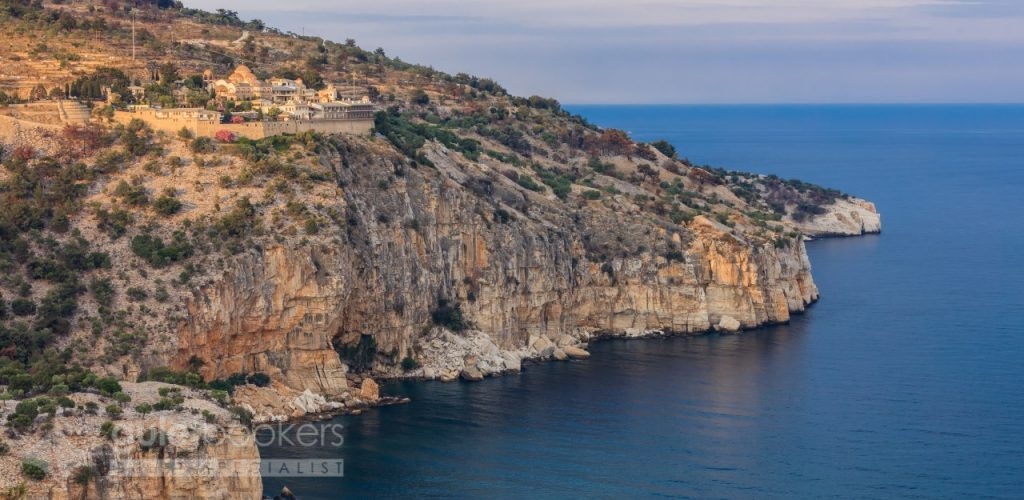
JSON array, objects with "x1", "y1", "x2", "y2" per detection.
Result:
[
  {"x1": 0, "y1": 113, "x2": 64, "y2": 137},
  {"x1": 113, "y1": 110, "x2": 373, "y2": 139},
  {"x1": 198, "y1": 118, "x2": 373, "y2": 139}
]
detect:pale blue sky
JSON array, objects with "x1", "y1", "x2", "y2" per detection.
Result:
[{"x1": 188, "y1": 0, "x2": 1024, "y2": 104}]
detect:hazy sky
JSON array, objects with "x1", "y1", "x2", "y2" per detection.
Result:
[{"x1": 188, "y1": 0, "x2": 1024, "y2": 104}]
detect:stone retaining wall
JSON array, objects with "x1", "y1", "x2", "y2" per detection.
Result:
[{"x1": 113, "y1": 110, "x2": 373, "y2": 139}]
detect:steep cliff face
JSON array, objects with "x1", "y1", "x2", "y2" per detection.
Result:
[
  {"x1": 172, "y1": 140, "x2": 840, "y2": 390},
  {"x1": 175, "y1": 245, "x2": 351, "y2": 396}
]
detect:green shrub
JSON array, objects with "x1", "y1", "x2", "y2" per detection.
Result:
[
  {"x1": 21, "y1": 459, "x2": 48, "y2": 481},
  {"x1": 517, "y1": 175, "x2": 544, "y2": 192},
  {"x1": 35, "y1": 397, "x2": 56, "y2": 416},
  {"x1": 245, "y1": 372, "x2": 271, "y2": 387},
  {"x1": 72, "y1": 465, "x2": 95, "y2": 485},
  {"x1": 143, "y1": 160, "x2": 162, "y2": 175},
  {"x1": 10, "y1": 298, "x2": 36, "y2": 316},
  {"x1": 100, "y1": 420, "x2": 117, "y2": 439},
  {"x1": 537, "y1": 169, "x2": 573, "y2": 200},
  {"x1": 96, "y1": 377, "x2": 122, "y2": 396},
  {"x1": 142, "y1": 367, "x2": 190, "y2": 386},
  {"x1": 51, "y1": 381, "x2": 73, "y2": 397},
  {"x1": 588, "y1": 157, "x2": 616, "y2": 175},
  {"x1": 214, "y1": 198, "x2": 258, "y2": 238},
  {"x1": 95, "y1": 206, "x2": 133, "y2": 239},
  {"x1": 93, "y1": 150, "x2": 128, "y2": 174},
  {"x1": 13, "y1": 399, "x2": 40, "y2": 420},
  {"x1": 139, "y1": 428, "x2": 167, "y2": 451},
  {"x1": 228, "y1": 405, "x2": 253, "y2": 428},
  {"x1": 130, "y1": 233, "x2": 192, "y2": 268},
  {"x1": 0, "y1": 439, "x2": 9, "y2": 455},
  {"x1": 90, "y1": 278, "x2": 115, "y2": 307},
  {"x1": 152, "y1": 195, "x2": 182, "y2": 216},
  {"x1": 190, "y1": 137, "x2": 214, "y2": 154},
  {"x1": 105, "y1": 404, "x2": 122, "y2": 417},
  {"x1": 411, "y1": 89, "x2": 429, "y2": 105},
  {"x1": 400, "y1": 350, "x2": 420, "y2": 371},
  {"x1": 153, "y1": 393, "x2": 184, "y2": 411},
  {"x1": 209, "y1": 390, "x2": 229, "y2": 406},
  {"x1": 335, "y1": 334, "x2": 377, "y2": 373},
  {"x1": 303, "y1": 218, "x2": 319, "y2": 235},
  {"x1": 431, "y1": 299, "x2": 467, "y2": 332},
  {"x1": 125, "y1": 287, "x2": 148, "y2": 301},
  {"x1": 649, "y1": 140, "x2": 677, "y2": 158},
  {"x1": 153, "y1": 286, "x2": 170, "y2": 302},
  {"x1": 581, "y1": 190, "x2": 602, "y2": 200},
  {"x1": 6, "y1": 414, "x2": 32, "y2": 431},
  {"x1": 112, "y1": 180, "x2": 148, "y2": 206}
]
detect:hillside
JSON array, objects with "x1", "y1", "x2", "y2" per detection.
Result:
[{"x1": 0, "y1": 1, "x2": 880, "y2": 497}]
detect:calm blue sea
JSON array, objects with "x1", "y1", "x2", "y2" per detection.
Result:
[{"x1": 261, "y1": 105, "x2": 1024, "y2": 499}]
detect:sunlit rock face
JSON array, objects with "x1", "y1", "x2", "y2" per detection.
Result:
[{"x1": 170, "y1": 140, "x2": 870, "y2": 392}]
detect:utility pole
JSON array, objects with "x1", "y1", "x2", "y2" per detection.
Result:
[{"x1": 131, "y1": 9, "x2": 136, "y2": 61}]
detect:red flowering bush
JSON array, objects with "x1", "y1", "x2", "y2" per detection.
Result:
[{"x1": 214, "y1": 130, "x2": 236, "y2": 143}]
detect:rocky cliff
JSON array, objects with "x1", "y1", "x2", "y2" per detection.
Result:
[
  {"x1": 1, "y1": 3, "x2": 883, "y2": 494},
  {"x1": 171, "y1": 137, "x2": 874, "y2": 390},
  {"x1": 0, "y1": 383, "x2": 261, "y2": 500},
  {"x1": 794, "y1": 197, "x2": 881, "y2": 237}
]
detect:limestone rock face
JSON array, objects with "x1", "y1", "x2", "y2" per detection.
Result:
[
  {"x1": 794, "y1": 197, "x2": 882, "y2": 237},
  {"x1": 232, "y1": 384, "x2": 343, "y2": 423},
  {"x1": 172, "y1": 216, "x2": 819, "y2": 388},
  {"x1": 717, "y1": 316, "x2": 742, "y2": 333},
  {"x1": 292, "y1": 389, "x2": 332, "y2": 415},
  {"x1": 563, "y1": 345, "x2": 591, "y2": 359},
  {"x1": 460, "y1": 364, "x2": 484, "y2": 381},
  {"x1": 360, "y1": 378, "x2": 380, "y2": 401},
  {"x1": 168, "y1": 140, "x2": 835, "y2": 394},
  {"x1": 174, "y1": 246, "x2": 350, "y2": 396}
]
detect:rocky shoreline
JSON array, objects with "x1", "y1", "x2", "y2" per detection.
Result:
[
  {"x1": 376, "y1": 309, "x2": 807, "y2": 386},
  {"x1": 249, "y1": 197, "x2": 878, "y2": 418}
]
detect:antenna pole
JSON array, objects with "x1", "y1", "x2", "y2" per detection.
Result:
[{"x1": 131, "y1": 10, "x2": 136, "y2": 61}]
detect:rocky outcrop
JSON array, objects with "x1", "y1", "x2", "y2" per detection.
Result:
[
  {"x1": 795, "y1": 197, "x2": 882, "y2": 237},
  {"x1": 359, "y1": 378, "x2": 380, "y2": 401},
  {"x1": 232, "y1": 384, "x2": 345, "y2": 423},
  {"x1": 0, "y1": 383, "x2": 261, "y2": 499},
  {"x1": 716, "y1": 315, "x2": 742, "y2": 333}
]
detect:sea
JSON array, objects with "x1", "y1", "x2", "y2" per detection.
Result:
[{"x1": 260, "y1": 105, "x2": 1024, "y2": 499}]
